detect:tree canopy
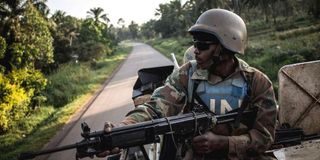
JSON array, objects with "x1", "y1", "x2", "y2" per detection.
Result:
[{"x1": 0, "y1": 1, "x2": 119, "y2": 132}]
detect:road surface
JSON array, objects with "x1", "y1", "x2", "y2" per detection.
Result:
[{"x1": 46, "y1": 42, "x2": 173, "y2": 160}]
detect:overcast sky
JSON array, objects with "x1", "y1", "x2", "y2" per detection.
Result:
[{"x1": 47, "y1": 0, "x2": 177, "y2": 27}]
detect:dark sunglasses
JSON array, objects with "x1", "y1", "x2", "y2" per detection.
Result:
[{"x1": 193, "y1": 40, "x2": 218, "y2": 51}]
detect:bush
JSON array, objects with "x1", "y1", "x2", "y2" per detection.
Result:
[
  {"x1": 0, "y1": 68, "x2": 48, "y2": 133},
  {"x1": 0, "y1": 73, "x2": 31, "y2": 133},
  {"x1": 8, "y1": 69, "x2": 47, "y2": 108},
  {"x1": 76, "y1": 41, "x2": 107, "y2": 61},
  {"x1": 44, "y1": 63, "x2": 92, "y2": 107}
]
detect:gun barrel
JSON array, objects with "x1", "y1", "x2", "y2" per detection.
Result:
[{"x1": 19, "y1": 139, "x2": 100, "y2": 160}]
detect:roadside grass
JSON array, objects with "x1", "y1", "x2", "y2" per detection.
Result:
[
  {"x1": 146, "y1": 36, "x2": 193, "y2": 65},
  {"x1": 147, "y1": 17, "x2": 320, "y2": 96},
  {"x1": 0, "y1": 43, "x2": 132, "y2": 160},
  {"x1": 239, "y1": 19, "x2": 319, "y2": 95}
]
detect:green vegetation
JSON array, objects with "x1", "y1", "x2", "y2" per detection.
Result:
[
  {"x1": 0, "y1": 0, "x2": 319, "y2": 159},
  {"x1": 146, "y1": 17, "x2": 320, "y2": 96},
  {"x1": 0, "y1": 44, "x2": 131, "y2": 160},
  {"x1": 134, "y1": 0, "x2": 320, "y2": 40},
  {"x1": 0, "y1": 69, "x2": 47, "y2": 132},
  {"x1": 147, "y1": 37, "x2": 193, "y2": 63},
  {"x1": 0, "y1": 1, "x2": 119, "y2": 133}
]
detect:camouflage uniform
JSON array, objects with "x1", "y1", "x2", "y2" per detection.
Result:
[{"x1": 123, "y1": 57, "x2": 277, "y2": 160}]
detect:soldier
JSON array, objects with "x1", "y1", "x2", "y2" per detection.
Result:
[{"x1": 99, "y1": 9, "x2": 277, "y2": 159}]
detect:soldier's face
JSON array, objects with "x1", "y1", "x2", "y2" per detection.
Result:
[{"x1": 194, "y1": 43, "x2": 219, "y2": 69}]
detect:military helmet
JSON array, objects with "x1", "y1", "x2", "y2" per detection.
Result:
[{"x1": 188, "y1": 9, "x2": 247, "y2": 55}]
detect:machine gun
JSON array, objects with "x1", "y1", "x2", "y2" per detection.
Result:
[
  {"x1": 269, "y1": 125, "x2": 320, "y2": 150},
  {"x1": 19, "y1": 109, "x2": 256, "y2": 160}
]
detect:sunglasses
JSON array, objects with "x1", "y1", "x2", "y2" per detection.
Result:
[{"x1": 193, "y1": 40, "x2": 218, "y2": 51}]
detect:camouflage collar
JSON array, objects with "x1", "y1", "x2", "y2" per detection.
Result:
[
  {"x1": 236, "y1": 57, "x2": 255, "y2": 73},
  {"x1": 190, "y1": 57, "x2": 254, "y2": 80}
]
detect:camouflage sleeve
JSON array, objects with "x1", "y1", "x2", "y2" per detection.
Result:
[
  {"x1": 228, "y1": 69, "x2": 277, "y2": 159},
  {"x1": 122, "y1": 65, "x2": 190, "y2": 124}
]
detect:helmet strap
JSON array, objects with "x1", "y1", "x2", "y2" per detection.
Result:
[
  {"x1": 208, "y1": 44, "x2": 236, "y2": 78},
  {"x1": 209, "y1": 44, "x2": 222, "y2": 73}
]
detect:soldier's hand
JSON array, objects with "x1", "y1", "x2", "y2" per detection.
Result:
[
  {"x1": 192, "y1": 131, "x2": 228, "y2": 154},
  {"x1": 96, "y1": 122, "x2": 121, "y2": 158}
]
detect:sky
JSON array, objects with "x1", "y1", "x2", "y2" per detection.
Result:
[{"x1": 47, "y1": 0, "x2": 175, "y2": 27}]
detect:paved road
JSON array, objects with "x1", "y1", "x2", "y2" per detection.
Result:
[{"x1": 46, "y1": 42, "x2": 173, "y2": 160}]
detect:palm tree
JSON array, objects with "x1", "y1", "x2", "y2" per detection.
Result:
[
  {"x1": 117, "y1": 18, "x2": 125, "y2": 28},
  {"x1": 155, "y1": 0, "x2": 185, "y2": 37},
  {"x1": 86, "y1": 7, "x2": 110, "y2": 25},
  {"x1": 0, "y1": 0, "x2": 25, "y2": 42},
  {"x1": 31, "y1": 0, "x2": 50, "y2": 17},
  {"x1": 0, "y1": 0, "x2": 49, "y2": 39},
  {"x1": 51, "y1": 10, "x2": 66, "y2": 24}
]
